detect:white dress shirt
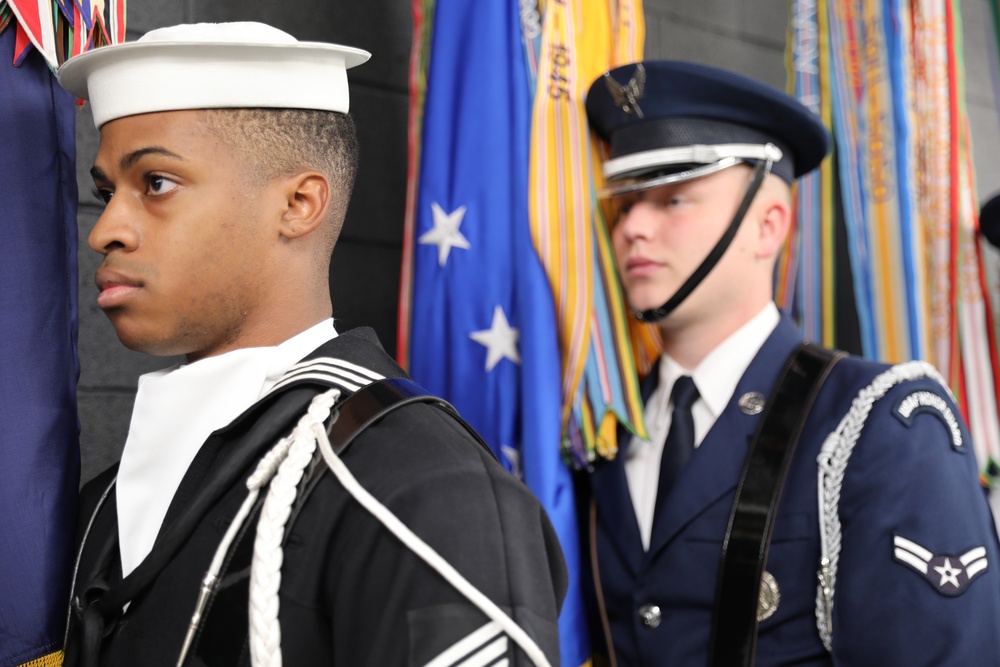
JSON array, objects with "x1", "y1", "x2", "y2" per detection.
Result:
[
  {"x1": 116, "y1": 319, "x2": 338, "y2": 576},
  {"x1": 625, "y1": 303, "x2": 780, "y2": 550}
]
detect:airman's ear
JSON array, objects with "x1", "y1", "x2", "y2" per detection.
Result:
[
  {"x1": 278, "y1": 171, "x2": 331, "y2": 240},
  {"x1": 755, "y1": 182, "x2": 792, "y2": 260}
]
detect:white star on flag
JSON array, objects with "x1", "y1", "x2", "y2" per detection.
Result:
[
  {"x1": 419, "y1": 202, "x2": 470, "y2": 267},
  {"x1": 470, "y1": 305, "x2": 521, "y2": 371}
]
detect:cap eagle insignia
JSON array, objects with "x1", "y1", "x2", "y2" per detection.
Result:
[{"x1": 604, "y1": 63, "x2": 646, "y2": 118}]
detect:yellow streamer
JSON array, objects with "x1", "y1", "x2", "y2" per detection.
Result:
[{"x1": 529, "y1": 0, "x2": 647, "y2": 459}]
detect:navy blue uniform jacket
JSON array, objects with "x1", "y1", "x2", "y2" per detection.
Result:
[{"x1": 579, "y1": 315, "x2": 1000, "y2": 665}]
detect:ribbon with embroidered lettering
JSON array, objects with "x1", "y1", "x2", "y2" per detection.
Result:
[
  {"x1": 786, "y1": 0, "x2": 1000, "y2": 485},
  {"x1": 783, "y1": 0, "x2": 838, "y2": 346},
  {"x1": 528, "y1": 0, "x2": 648, "y2": 466},
  {"x1": 909, "y1": 0, "x2": 1000, "y2": 478}
]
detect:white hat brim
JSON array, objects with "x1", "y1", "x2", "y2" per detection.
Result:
[{"x1": 58, "y1": 40, "x2": 371, "y2": 127}]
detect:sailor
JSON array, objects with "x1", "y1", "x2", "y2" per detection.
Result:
[
  {"x1": 58, "y1": 22, "x2": 566, "y2": 666},
  {"x1": 578, "y1": 59, "x2": 1000, "y2": 665}
]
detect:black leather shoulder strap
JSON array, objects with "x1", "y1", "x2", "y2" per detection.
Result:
[
  {"x1": 708, "y1": 342, "x2": 843, "y2": 667},
  {"x1": 282, "y1": 378, "x2": 496, "y2": 538},
  {"x1": 326, "y1": 377, "x2": 491, "y2": 458}
]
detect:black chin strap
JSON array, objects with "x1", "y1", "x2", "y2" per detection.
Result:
[{"x1": 634, "y1": 156, "x2": 774, "y2": 323}]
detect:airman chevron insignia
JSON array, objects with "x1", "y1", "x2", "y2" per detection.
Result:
[{"x1": 893, "y1": 534, "x2": 988, "y2": 596}]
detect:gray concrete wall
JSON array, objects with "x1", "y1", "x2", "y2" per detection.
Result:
[{"x1": 76, "y1": 0, "x2": 1000, "y2": 482}]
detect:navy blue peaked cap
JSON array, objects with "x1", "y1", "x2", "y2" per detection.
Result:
[{"x1": 586, "y1": 60, "x2": 830, "y2": 185}]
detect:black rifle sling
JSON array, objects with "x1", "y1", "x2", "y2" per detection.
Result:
[
  {"x1": 188, "y1": 377, "x2": 483, "y2": 665},
  {"x1": 708, "y1": 342, "x2": 842, "y2": 667}
]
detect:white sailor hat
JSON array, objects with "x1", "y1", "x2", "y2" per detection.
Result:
[{"x1": 57, "y1": 22, "x2": 370, "y2": 128}]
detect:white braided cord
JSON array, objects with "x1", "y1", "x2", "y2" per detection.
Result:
[
  {"x1": 178, "y1": 360, "x2": 386, "y2": 665},
  {"x1": 176, "y1": 429, "x2": 298, "y2": 666},
  {"x1": 179, "y1": 374, "x2": 549, "y2": 666},
  {"x1": 249, "y1": 388, "x2": 341, "y2": 667},
  {"x1": 815, "y1": 361, "x2": 948, "y2": 650},
  {"x1": 312, "y1": 415, "x2": 553, "y2": 667}
]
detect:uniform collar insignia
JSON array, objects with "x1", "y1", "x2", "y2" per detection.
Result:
[{"x1": 603, "y1": 63, "x2": 646, "y2": 119}]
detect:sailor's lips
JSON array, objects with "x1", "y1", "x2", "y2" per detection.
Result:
[{"x1": 95, "y1": 271, "x2": 142, "y2": 309}]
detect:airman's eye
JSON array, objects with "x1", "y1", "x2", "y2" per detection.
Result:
[
  {"x1": 91, "y1": 187, "x2": 113, "y2": 204},
  {"x1": 147, "y1": 175, "x2": 179, "y2": 196},
  {"x1": 615, "y1": 194, "x2": 640, "y2": 218},
  {"x1": 650, "y1": 192, "x2": 685, "y2": 209}
]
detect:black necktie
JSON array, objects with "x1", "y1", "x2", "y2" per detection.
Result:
[{"x1": 656, "y1": 375, "x2": 699, "y2": 517}]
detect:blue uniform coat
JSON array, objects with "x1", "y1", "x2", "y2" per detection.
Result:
[{"x1": 580, "y1": 316, "x2": 1000, "y2": 665}]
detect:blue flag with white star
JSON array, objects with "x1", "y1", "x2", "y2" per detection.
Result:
[
  {"x1": 0, "y1": 21, "x2": 80, "y2": 667},
  {"x1": 400, "y1": 0, "x2": 589, "y2": 664}
]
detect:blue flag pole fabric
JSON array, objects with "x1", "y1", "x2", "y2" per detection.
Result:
[
  {"x1": 401, "y1": 0, "x2": 589, "y2": 663},
  {"x1": 0, "y1": 22, "x2": 80, "y2": 667}
]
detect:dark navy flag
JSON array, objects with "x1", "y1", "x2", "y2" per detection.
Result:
[
  {"x1": 401, "y1": 0, "x2": 589, "y2": 663},
  {"x1": 0, "y1": 22, "x2": 80, "y2": 667}
]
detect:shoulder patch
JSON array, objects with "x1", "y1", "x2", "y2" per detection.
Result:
[
  {"x1": 893, "y1": 534, "x2": 988, "y2": 596},
  {"x1": 893, "y1": 390, "x2": 964, "y2": 452}
]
